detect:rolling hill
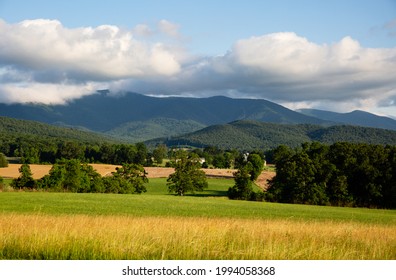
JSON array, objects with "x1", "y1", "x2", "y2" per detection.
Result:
[
  {"x1": 0, "y1": 116, "x2": 116, "y2": 144},
  {"x1": 1, "y1": 115, "x2": 396, "y2": 154},
  {"x1": 147, "y1": 120, "x2": 396, "y2": 150}
]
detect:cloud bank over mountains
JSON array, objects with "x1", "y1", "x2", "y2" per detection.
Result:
[{"x1": 0, "y1": 18, "x2": 395, "y2": 115}]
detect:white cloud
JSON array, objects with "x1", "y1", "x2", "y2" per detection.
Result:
[
  {"x1": 0, "y1": 82, "x2": 100, "y2": 104},
  {"x1": 0, "y1": 18, "x2": 395, "y2": 116},
  {"x1": 127, "y1": 32, "x2": 396, "y2": 114},
  {"x1": 232, "y1": 32, "x2": 325, "y2": 76},
  {"x1": 158, "y1": 19, "x2": 180, "y2": 38},
  {"x1": 132, "y1": 24, "x2": 153, "y2": 37},
  {"x1": 0, "y1": 18, "x2": 186, "y2": 104},
  {"x1": 225, "y1": 33, "x2": 396, "y2": 102},
  {"x1": 0, "y1": 19, "x2": 182, "y2": 79}
]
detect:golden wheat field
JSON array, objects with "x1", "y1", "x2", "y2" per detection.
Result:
[{"x1": 0, "y1": 213, "x2": 394, "y2": 260}]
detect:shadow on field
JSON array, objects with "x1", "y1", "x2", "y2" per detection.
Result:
[{"x1": 184, "y1": 190, "x2": 228, "y2": 197}]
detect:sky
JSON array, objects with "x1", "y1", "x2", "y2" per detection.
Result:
[{"x1": 0, "y1": 0, "x2": 395, "y2": 117}]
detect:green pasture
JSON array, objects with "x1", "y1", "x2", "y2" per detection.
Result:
[
  {"x1": 0, "y1": 178, "x2": 395, "y2": 225},
  {"x1": 145, "y1": 177, "x2": 234, "y2": 196}
]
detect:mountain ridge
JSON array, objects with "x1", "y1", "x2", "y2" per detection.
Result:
[
  {"x1": 1, "y1": 91, "x2": 395, "y2": 143},
  {"x1": 0, "y1": 91, "x2": 329, "y2": 142},
  {"x1": 299, "y1": 108, "x2": 396, "y2": 131}
]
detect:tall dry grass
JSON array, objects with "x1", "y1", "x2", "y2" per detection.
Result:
[{"x1": 0, "y1": 214, "x2": 394, "y2": 260}]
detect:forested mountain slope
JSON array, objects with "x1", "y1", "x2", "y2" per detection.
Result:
[
  {"x1": 147, "y1": 120, "x2": 396, "y2": 150},
  {"x1": 0, "y1": 116, "x2": 116, "y2": 144}
]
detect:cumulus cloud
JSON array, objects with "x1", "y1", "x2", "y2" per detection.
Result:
[
  {"x1": 0, "y1": 18, "x2": 395, "y2": 116},
  {"x1": 226, "y1": 33, "x2": 396, "y2": 102},
  {"x1": 0, "y1": 18, "x2": 186, "y2": 104},
  {"x1": 126, "y1": 32, "x2": 396, "y2": 114},
  {"x1": 0, "y1": 19, "x2": 183, "y2": 78}
]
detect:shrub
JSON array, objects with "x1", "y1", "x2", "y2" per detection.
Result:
[{"x1": 0, "y1": 153, "x2": 8, "y2": 167}]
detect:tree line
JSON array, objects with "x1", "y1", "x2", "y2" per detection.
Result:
[
  {"x1": 0, "y1": 136, "x2": 161, "y2": 166},
  {"x1": 266, "y1": 142, "x2": 396, "y2": 209},
  {"x1": 0, "y1": 134, "x2": 249, "y2": 168},
  {"x1": 7, "y1": 153, "x2": 209, "y2": 196},
  {"x1": 10, "y1": 160, "x2": 148, "y2": 194},
  {"x1": 6, "y1": 150, "x2": 265, "y2": 198}
]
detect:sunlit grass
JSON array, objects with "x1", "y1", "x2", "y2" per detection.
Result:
[
  {"x1": 1, "y1": 190, "x2": 395, "y2": 224},
  {"x1": 145, "y1": 178, "x2": 232, "y2": 196},
  {"x1": 0, "y1": 178, "x2": 395, "y2": 260},
  {"x1": 1, "y1": 214, "x2": 394, "y2": 260}
]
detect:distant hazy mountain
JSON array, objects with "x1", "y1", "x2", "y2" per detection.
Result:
[
  {"x1": 147, "y1": 120, "x2": 396, "y2": 150},
  {"x1": 299, "y1": 109, "x2": 396, "y2": 131},
  {"x1": 0, "y1": 91, "x2": 327, "y2": 142},
  {"x1": 1, "y1": 91, "x2": 395, "y2": 143}
]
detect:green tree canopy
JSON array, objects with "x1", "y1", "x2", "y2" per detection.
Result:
[
  {"x1": 152, "y1": 144, "x2": 167, "y2": 165},
  {"x1": 228, "y1": 162, "x2": 254, "y2": 200},
  {"x1": 0, "y1": 153, "x2": 8, "y2": 167},
  {"x1": 11, "y1": 163, "x2": 36, "y2": 189},
  {"x1": 167, "y1": 151, "x2": 208, "y2": 196},
  {"x1": 0, "y1": 176, "x2": 4, "y2": 190},
  {"x1": 247, "y1": 153, "x2": 264, "y2": 181},
  {"x1": 107, "y1": 163, "x2": 148, "y2": 194},
  {"x1": 267, "y1": 142, "x2": 396, "y2": 208}
]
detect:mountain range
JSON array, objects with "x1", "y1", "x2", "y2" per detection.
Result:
[
  {"x1": 1, "y1": 91, "x2": 396, "y2": 144},
  {"x1": 298, "y1": 109, "x2": 396, "y2": 131}
]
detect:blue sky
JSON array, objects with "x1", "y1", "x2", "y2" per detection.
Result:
[
  {"x1": 1, "y1": 0, "x2": 395, "y2": 53},
  {"x1": 0, "y1": 0, "x2": 395, "y2": 116}
]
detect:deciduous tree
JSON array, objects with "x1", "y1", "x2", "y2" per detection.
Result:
[
  {"x1": 167, "y1": 151, "x2": 208, "y2": 196},
  {"x1": 228, "y1": 162, "x2": 254, "y2": 200},
  {"x1": 104, "y1": 163, "x2": 148, "y2": 194},
  {"x1": 152, "y1": 144, "x2": 167, "y2": 165},
  {"x1": 0, "y1": 153, "x2": 8, "y2": 167},
  {"x1": 11, "y1": 163, "x2": 36, "y2": 189}
]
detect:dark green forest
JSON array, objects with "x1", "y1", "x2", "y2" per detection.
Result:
[
  {"x1": 267, "y1": 142, "x2": 396, "y2": 209},
  {"x1": 0, "y1": 116, "x2": 148, "y2": 165},
  {"x1": 152, "y1": 120, "x2": 396, "y2": 150},
  {"x1": 0, "y1": 116, "x2": 114, "y2": 143}
]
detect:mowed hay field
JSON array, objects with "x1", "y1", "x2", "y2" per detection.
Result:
[{"x1": 0, "y1": 164, "x2": 237, "y2": 179}]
